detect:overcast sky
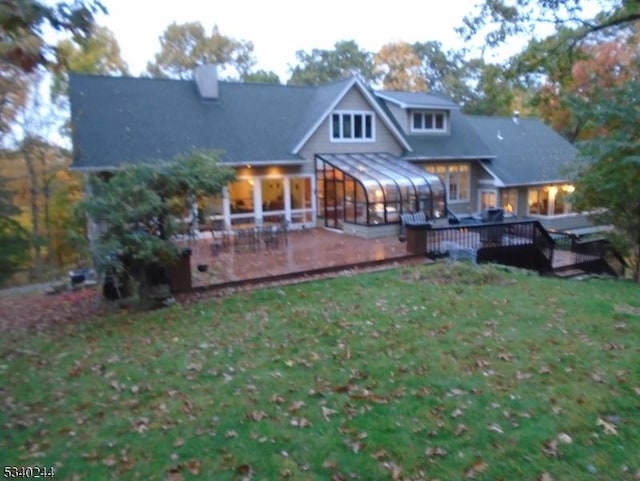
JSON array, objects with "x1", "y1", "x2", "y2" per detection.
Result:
[{"x1": 96, "y1": 0, "x2": 516, "y2": 80}]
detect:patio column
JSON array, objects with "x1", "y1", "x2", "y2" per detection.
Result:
[
  {"x1": 222, "y1": 186, "x2": 231, "y2": 229},
  {"x1": 253, "y1": 179, "x2": 263, "y2": 226},
  {"x1": 283, "y1": 177, "x2": 292, "y2": 223}
]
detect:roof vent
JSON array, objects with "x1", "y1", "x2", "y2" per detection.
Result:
[
  {"x1": 512, "y1": 110, "x2": 520, "y2": 124},
  {"x1": 497, "y1": 130, "x2": 503, "y2": 140},
  {"x1": 194, "y1": 64, "x2": 218, "y2": 100}
]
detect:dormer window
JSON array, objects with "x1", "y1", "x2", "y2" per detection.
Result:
[
  {"x1": 412, "y1": 111, "x2": 448, "y2": 133},
  {"x1": 331, "y1": 111, "x2": 374, "y2": 142}
]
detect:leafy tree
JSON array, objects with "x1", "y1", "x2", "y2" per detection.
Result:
[
  {"x1": 374, "y1": 41, "x2": 426, "y2": 92},
  {"x1": 459, "y1": 0, "x2": 640, "y2": 49},
  {"x1": 6, "y1": 72, "x2": 79, "y2": 281},
  {"x1": 570, "y1": 79, "x2": 640, "y2": 281},
  {"x1": 51, "y1": 24, "x2": 129, "y2": 102},
  {"x1": 411, "y1": 41, "x2": 477, "y2": 104},
  {"x1": 243, "y1": 69, "x2": 281, "y2": 85},
  {"x1": 146, "y1": 22, "x2": 255, "y2": 80},
  {"x1": 288, "y1": 40, "x2": 377, "y2": 86},
  {"x1": 0, "y1": 0, "x2": 106, "y2": 72},
  {"x1": 462, "y1": 59, "x2": 532, "y2": 116},
  {"x1": 530, "y1": 31, "x2": 639, "y2": 142},
  {"x1": 0, "y1": 172, "x2": 29, "y2": 285},
  {"x1": 77, "y1": 150, "x2": 236, "y2": 305},
  {"x1": 0, "y1": 62, "x2": 28, "y2": 138}
]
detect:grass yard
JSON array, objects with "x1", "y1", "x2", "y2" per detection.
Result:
[{"x1": 1, "y1": 262, "x2": 639, "y2": 480}]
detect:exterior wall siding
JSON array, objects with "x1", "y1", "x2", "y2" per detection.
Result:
[
  {"x1": 385, "y1": 102, "x2": 409, "y2": 131},
  {"x1": 299, "y1": 87, "x2": 404, "y2": 161}
]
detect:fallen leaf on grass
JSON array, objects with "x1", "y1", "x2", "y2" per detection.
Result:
[
  {"x1": 465, "y1": 459, "x2": 489, "y2": 478},
  {"x1": 425, "y1": 446, "x2": 447, "y2": 458},
  {"x1": 173, "y1": 438, "x2": 184, "y2": 447},
  {"x1": 246, "y1": 410, "x2": 267, "y2": 422},
  {"x1": 382, "y1": 461, "x2": 403, "y2": 480},
  {"x1": 455, "y1": 424, "x2": 469, "y2": 436},
  {"x1": 269, "y1": 394, "x2": 285, "y2": 404},
  {"x1": 597, "y1": 417, "x2": 618, "y2": 435},
  {"x1": 542, "y1": 439, "x2": 560, "y2": 458},
  {"x1": 290, "y1": 417, "x2": 312, "y2": 428},
  {"x1": 451, "y1": 408, "x2": 464, "y2": 418},
  {"x1": 165, "y1": 469, "x2": 184, "y2": 481},
  {"x1": 288, "y1": 400, "x2": 305, "y2": 413},
  {"x1": 497, "y1": 351, "x2": 513, "y2": 361},
  {"x1": 557, "y1": 432, "x2": 572, "y2": 444},
  {"x1": 185, "y1": 459, "x2": 201, "y2": 475},
  {"x1": 371, "y1": 449, "x2": 388, "y2": 461},
  {"x1": 321, "y1": 406, "x2": 338, "y2": 421},
  {"x1": 488, "y1": 423, "x2": 504, "y2": 434},
  {"x1": 236, "y1": 464, "x2": 253, "y2": 480}
]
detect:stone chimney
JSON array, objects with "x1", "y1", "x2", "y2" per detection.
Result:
[{"x1": 194, "y1": 64, "x2": 218, "y2": 100}]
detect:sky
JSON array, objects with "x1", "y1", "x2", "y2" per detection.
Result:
[{"x1": 95, "y1": 0, "x2": 506, "y2": 81}]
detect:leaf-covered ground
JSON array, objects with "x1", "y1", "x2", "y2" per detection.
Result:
[{"x1": 1, "y1": 263, "x2": 639, "y2": 480}]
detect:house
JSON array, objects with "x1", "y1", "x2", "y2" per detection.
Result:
[{"x1": 69, "y1": 65, "x2": 590, "y2": 239}]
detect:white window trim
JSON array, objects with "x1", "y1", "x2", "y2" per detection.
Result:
[
  {"x1": 411, "y1": 110, "x2": 449, "y2": 133},
  {"x1": 426, "y1": 163, "x2": 470, "y2": 204},
  {"x1": 330, "y1": 110, "x2": 375, "y2": 142},
  {"x1": 478, "y1": 189, "x2": 498, "y2": 212},
  {"x1": 500, "y1": 188, "x2": 518, "y2": 215},
  {"x1": 226, "y1": 175, "x2": 315, "y2": 227},
  {"x1": 527, "y1": 185, "x2": 575, "y2": 217}
]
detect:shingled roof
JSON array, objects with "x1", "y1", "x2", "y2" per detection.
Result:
[
  {"x1": 69, "y1": 74, "x2": 348, "y2": 169},
  {"x1": 70, "y1": 73, "x2": 577, "y2": 188},
  {"x1": 466, "y1": 115, "x2": 578, "y2": 186}
]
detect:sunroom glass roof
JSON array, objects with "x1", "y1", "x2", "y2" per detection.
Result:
[{"x1": 316, "y1": 152, "x2": 443, "y2": 192}]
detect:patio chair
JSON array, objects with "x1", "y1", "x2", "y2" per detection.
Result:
[{"x1": 210, "y1": 219, "x2": 225, "y2": 255}]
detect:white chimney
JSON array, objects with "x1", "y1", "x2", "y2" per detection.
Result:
[
  {"x1": 512, "y1": 110, "x2": 520, "y2": 124},
  {"x1": 194, "y1": 64, "x2": 218, "y2": 100}
]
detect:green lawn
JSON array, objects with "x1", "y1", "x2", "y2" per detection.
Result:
[{"x1": 1, "y1": 263, "x2": 639, "y2": 480}]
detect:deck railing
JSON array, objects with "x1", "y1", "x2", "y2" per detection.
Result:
[
  {"x1": 424, "y1": 219, "x2": 549, "y2": 250},
  {"x1": 550, "y1": 231, "x2": 627, "y2": 277}
]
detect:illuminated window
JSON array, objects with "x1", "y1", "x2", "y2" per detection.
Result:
[
  {"x1": 500, "y1": 189, "x2": 518, "y2": 214},
  {"x1": 528, "y1": 185, "x2": 575, "y2": 216},
  {"x1": 425, "y1": 164, "x2": 469, "y2": 202}
]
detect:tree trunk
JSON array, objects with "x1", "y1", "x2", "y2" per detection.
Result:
[{"x1": 24, "y1": 148, "x2": 42, "y2": 281}]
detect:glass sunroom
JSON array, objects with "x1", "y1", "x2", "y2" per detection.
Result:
[{"x1": 316, "y1": 153, "x2": 446, "y2": 229}]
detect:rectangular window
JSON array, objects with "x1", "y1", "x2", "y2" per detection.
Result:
[
  {"x1": 528, "y1": 185, "x2": 575, "y2": 216},
  {"x1": 331, "y1": 114, "x2": 340, "y2": 139},
  {"x1": 354, "y1": 115, "x2": 362, "y2": 138},
  {"x1": 412, "y1": 111, "x2": 448, "y2": 133},
  {"x1": 528, "y1": 188, "x2": 548, "y2": 215},
  {"x1": 342, "y1": 114, "x2": 352, "y2": 138},
  {"x1": 425, "y1": 163, "x2": 469, "y2": 203},
  {"x1": 501, "y1": 189, "x2": 518, "y2": 214},
  {"x1": 331, "y1": 111, "x2": 374, "y2": 141}
]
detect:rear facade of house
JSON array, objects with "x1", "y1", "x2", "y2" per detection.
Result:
[{"x1": 69, "y1": 66, "x2": 592, "y2": 238}]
